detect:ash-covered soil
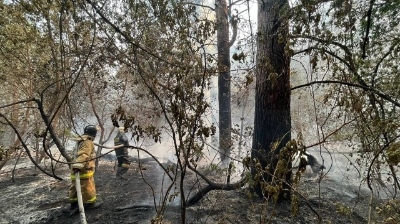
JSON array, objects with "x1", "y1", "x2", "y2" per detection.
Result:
[{"x1": 0, "y1": 156, "x2": 379, "y2": 224}]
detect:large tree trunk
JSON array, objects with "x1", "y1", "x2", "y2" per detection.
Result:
[
  {"x1": 251, "y1": 0, "x2": 291, "y2": 198},
  {"x1": 216, "y1": 0, "x2": 232, "y2": 167}
]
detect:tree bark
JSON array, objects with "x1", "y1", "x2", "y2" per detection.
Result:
[
  {"x1": 216, "y1": 0, "x2": 232, "y2": 167},
  {"x1": 251, "y1": 0, "x2": 291, "y2": 198}
]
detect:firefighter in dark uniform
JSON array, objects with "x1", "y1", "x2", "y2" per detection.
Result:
[{"x1": 114, "y1": 126, "x2": 131, "y2": 179}]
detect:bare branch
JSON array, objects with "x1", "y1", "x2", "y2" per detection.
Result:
[
  {"x1": 294, "y1": 46, "x2": 353, "y2": 71},
  {"x1": 33, "y1": 98, "x2": 72, "y2": 163},
  {"x1": 367, "y1": 134, "x2": 400, "y2": 191},
  {"x1": 290, "y1": 34, "x2": 355, "y2": 72},
  {"x1": 0, "y1": 113, "x2": 63, "y2": 180},
  {"x1": 302, "y1": 117, "x2": 357, "y2": 150},
  {"x1": 291, "y1": 80, "x2": 400, "y2": 108},
  {"x1": 0, "y1": 98, "x2": 35, "y2": 109},
  {"x1": 129, "y1": 146, "x2": 175, "y2": 181},
  {"x1": 182, "y1": 1, "x2": 214, "y2": 11},
  {"x1": 85, "y1": 0, "x2": 183, "y2": 68},
  {"x1": 229, "y1": 16, "x2": 238, "y2": 47},
  {"x1": 372, "y1": 41, "x2": 399, "y2": 84},
  {"x1": 229, "y1": 0, "x2": 245, "y2": 8},
  {"x1": 185, "y1": 162, "x2": 247, "y2": 206},
  {"x1": 362, "y1": 0, "x2": 375, "y2": 59}
]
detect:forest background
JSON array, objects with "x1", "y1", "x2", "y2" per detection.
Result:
[{"x1": 1, "y1": 0, "x2": 400, "y2": 223}]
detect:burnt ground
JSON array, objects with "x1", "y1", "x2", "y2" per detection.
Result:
[{"x1": 0, "y1": 156, "x2": 385, "y2": 224}]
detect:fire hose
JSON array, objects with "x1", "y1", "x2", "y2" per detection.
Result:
[{"x1": 75, "y1": 171, "x2": 87, "y2": 224}]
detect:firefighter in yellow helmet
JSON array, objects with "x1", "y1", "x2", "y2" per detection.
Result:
[
  {"x1": 114, "y1": 126, "x2": 131, "y2": 180},
  {"x1": 68, "y1": 125, "x2": 102, "y2": 215}
]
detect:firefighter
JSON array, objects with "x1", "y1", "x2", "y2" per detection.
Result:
[
  {"x1": 114, "y1": 126, "x2": 131, "y2": 180},
  {"x1": 68, "y1": 125, "x2": 102, "y2": 215}
]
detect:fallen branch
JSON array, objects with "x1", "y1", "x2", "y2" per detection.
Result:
[
  {"x1": 186, "y1": 163, "x2": 247, "y2": 206},
  {"x1": 186, "y1": 177, "x2": 247, "y2": 206},
  {"x1": 114, "y1": 204, "x2": 153, "y2": 211}
]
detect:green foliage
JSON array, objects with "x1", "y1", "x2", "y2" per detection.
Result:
[
  {"x1": 204, "y1": 163, "x2": 225, "y2": 175},
  {"x1": 3, "y1": 0, "x2": 400, "y2": 221},
  {"x1": 232, "y1": 51, "x2": 246, "y2": 63},
  {"x1": 250, "y1": 140, "x2": 298, "y2": 203},
  {"x1": 334, "y1": 202, "x2": 352, "y2": 216},
  {"x1": 376, "y1": 199, "x2": 400, "y2": 224},
  {"x1": 289, "y1": 0, "x2": 400, "y2": 207},
  {"x1": 0, "y1": 145, "x2": 8, "y2": 161},
  {"x1": 387, "y1": 142, "x2": 400, "y2": 165}
]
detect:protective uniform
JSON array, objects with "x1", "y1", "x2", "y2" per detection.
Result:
[
  {"x1": 114, "y1": 127, "x2": 131, "y2": 179},
  {"x1": 67, "y1": 125, "x2": 101, "y2": 215}
]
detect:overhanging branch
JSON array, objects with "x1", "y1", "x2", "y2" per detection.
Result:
[
  {"x1": 85, "y1": 0, "x2": 182, "y2": 68},
  {"x1": 290, "y1": 34, "x2": 355, "y2": 72},
  {"x1": 0, "y1": 113, "x2": 63, "y2": 180},
  {"x1": 362, "y1": 0, "x2": 375, "y2": 59},
  {"x1": 291, "y1": 80, "x2": 400, "y2": 108}
]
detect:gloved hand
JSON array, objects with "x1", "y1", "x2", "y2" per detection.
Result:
[{"x1": 72, "y1": 168, "x2": 80, "y2": 174}]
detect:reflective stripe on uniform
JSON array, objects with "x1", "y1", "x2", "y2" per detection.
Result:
[
  {"x1": 69, "y1": 196, "x2": 96, "y2": 203},
  {"x1": 121, "y1": 163, "x2": 130, "y2": 168},
  {"x1": 86, "y1": 196, "x2": 96, "y2": 203},
  {"x1": 71, "y1": 171, "x2": 94, "y2": 180}
]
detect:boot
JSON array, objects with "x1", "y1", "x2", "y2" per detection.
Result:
[
  {"x1": 116, "y1": 166, "x2": 123, "y2": 177},
  {"x1": 116, "y1": 167, "x2": 129, "y2": 180},
  {"x1": 84, "y1": 200, "x2": 103, "y2": 210},
  {"x1": 62, "y1": 202, "x2": 77, "y2": 214},
  {"x1": 119, "y1": 166, "x2": 128, "y2": 176},
  {"x1": 68, "y1": 202, "x2": 79, "y2": 216}
]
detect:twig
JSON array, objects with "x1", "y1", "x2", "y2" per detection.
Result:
[
  {"x1": 11, "y1": 149, "x2": 23, "y2": 183},
  {"x1": 136, "y1": 150, "x2": 158, "y2": 213},
  {"x1": 0, "y1": 113, "x2": 63, "y2": 180},
  {"x1": 367, "y1": 135, "x2": 400, "y2": 191}
]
